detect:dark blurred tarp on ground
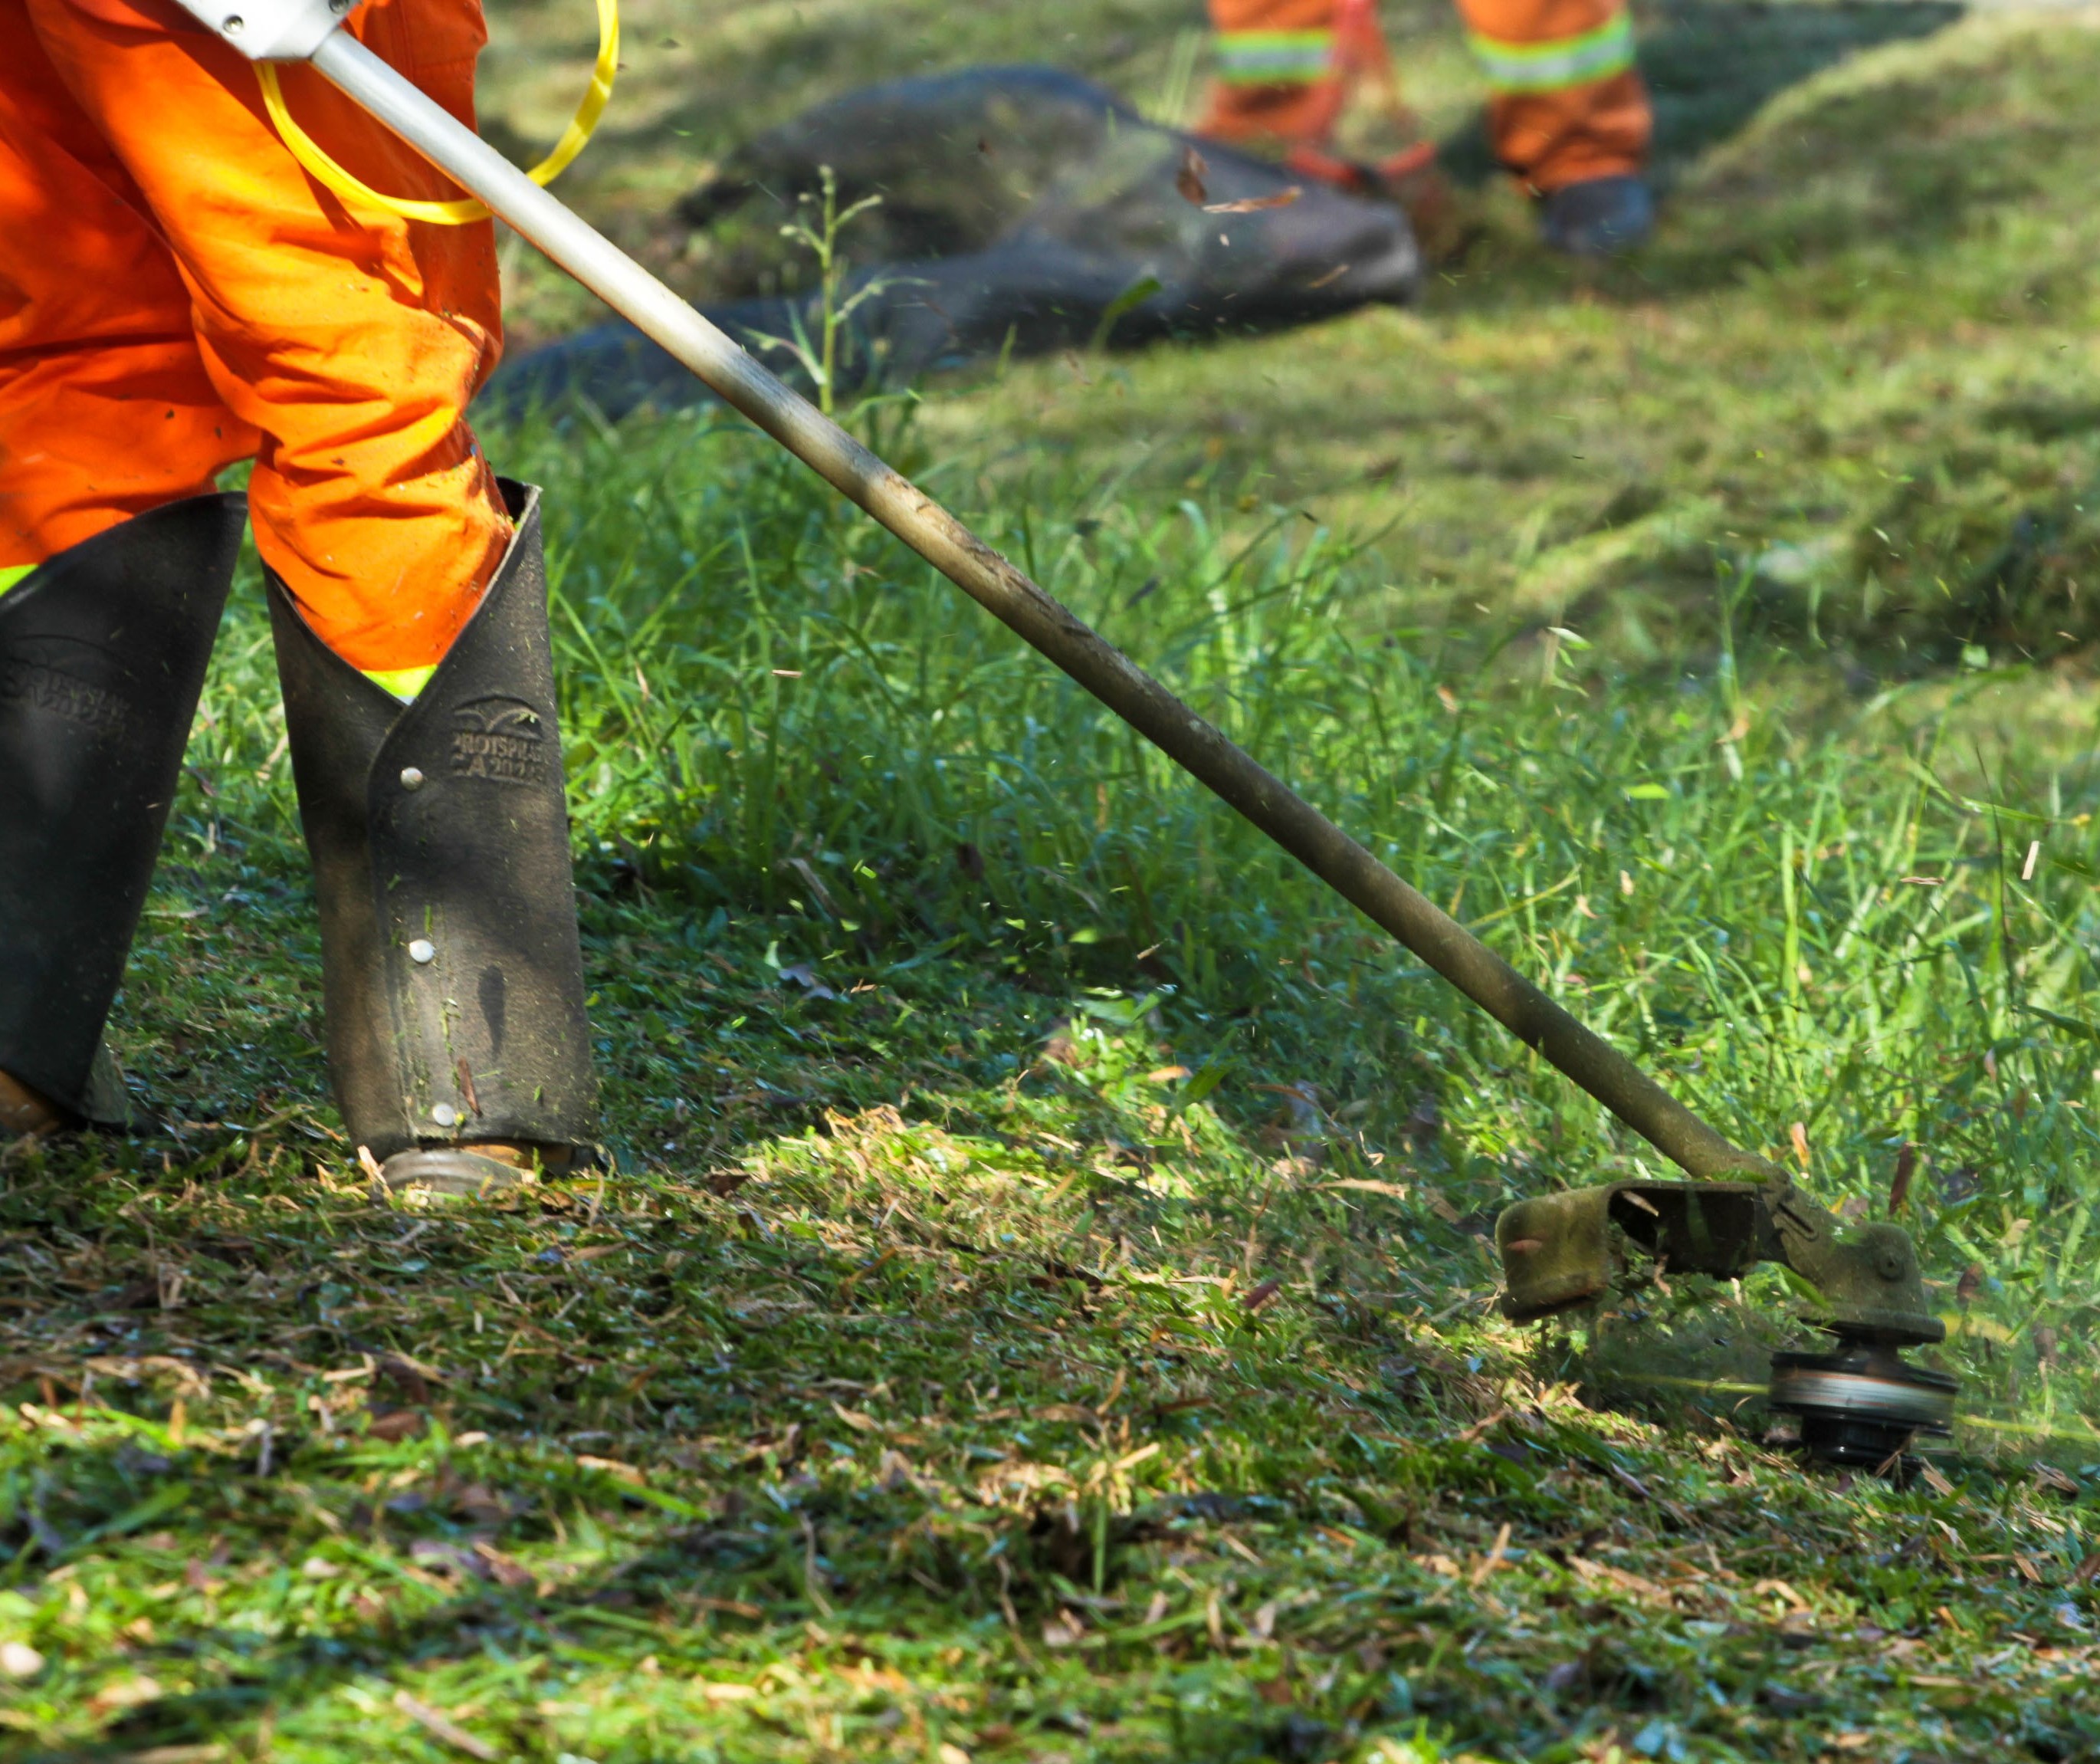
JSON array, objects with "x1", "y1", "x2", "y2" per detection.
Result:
[{"x1": 487, "y1": 66, "x2": 1421, "y2": 420}]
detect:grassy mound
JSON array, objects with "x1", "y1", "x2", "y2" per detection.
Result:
[
  {"x1": 484, "y1": 0, "x2": 2100, "y2": 662},
  {"x1": 907, "y1": 10, "x2": 2100, "y2": 670}
]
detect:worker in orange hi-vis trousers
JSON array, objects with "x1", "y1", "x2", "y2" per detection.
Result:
[
  {"x1": 0, "y1": 0, "x2": 596, "y2": 1197},
  {"x1": 1199, "y1": 0, "x2": 1655, "y2": 255}
]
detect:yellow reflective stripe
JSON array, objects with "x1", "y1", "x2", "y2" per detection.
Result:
[
  {"x1": 364, "y1": 664, "x2": 439, "y2": 702},
  {"x1": 0, "y1": 563, "x2": 34, "y2": 599},
  {"x1": 1466, "y1": 11, "x2": 1634, "y2": 92},
  {"x1": 1216, "y1": 28, "x2": 1335, "y2": 84}
]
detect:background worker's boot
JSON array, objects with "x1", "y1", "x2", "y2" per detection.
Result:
[
  {"x1": 1540, "y1": 173, "x2": 1654, "y2": 257},
  {"x1": 0, "y1": 496, "x2": 248, "y2": 1135},
  {"x1": 269, "y1": 482, "x2": 595, "y2": 1197}
]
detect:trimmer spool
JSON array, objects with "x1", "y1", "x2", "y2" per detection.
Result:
[{"x1": 1767, "y1": 1336, "x2": 1958, "y2": 1470}]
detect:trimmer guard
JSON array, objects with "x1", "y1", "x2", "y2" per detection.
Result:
[{"x1": 1497, "y1": 1178, "x2": 1943, "y2": 1347}]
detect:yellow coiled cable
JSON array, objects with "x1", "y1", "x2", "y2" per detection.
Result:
[{"x1": 257, "y1": 0, "x2": 619, "y2": 225}]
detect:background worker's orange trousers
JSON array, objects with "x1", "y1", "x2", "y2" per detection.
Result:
[
  {"x1": 0, "y1": 0, "x2": 509, "y2": 675},
  {"x1": 1203, "y1": 0, "x2": 1651, "y2": 195}
]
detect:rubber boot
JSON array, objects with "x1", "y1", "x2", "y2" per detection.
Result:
[
  {"x1": 268, "y1": 481, "x2": 595, "y2": 1197},
  {"x1": 1539, "y1": 173, "x2": 1654, "y2": 258},
  {"x1": 0, "y1": 496, "x2": 248, "y2": 1132}
]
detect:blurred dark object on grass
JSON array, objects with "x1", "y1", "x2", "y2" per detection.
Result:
[{"x1": 488, "y1": 66, "x2": 1419, "y2": 419}]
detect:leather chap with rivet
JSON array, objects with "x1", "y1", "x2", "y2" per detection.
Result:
[
  {"x1": 0, "y1": 494, "x2": 248, "y2": 1125},
  {"x1": 268, "y1": 481, "x2": 596, "y2": 1165}
]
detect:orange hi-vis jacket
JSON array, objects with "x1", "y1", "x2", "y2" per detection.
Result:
[
  {"x1": 0, "y1": 0, "x2": 509, "y2": 681},
  {"x1": 1203, "y1": 0, "x2": 1651, "y2": 195}
]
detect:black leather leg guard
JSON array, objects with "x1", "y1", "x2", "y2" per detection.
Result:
[
  {"x1": 269, "y1": 481, "x2": 596, "y2": 1181},
  {"x1": 0, "y1": 496, "x2": 248, "y2": 1125}
]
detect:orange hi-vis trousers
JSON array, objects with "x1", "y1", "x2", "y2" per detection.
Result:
[
  {"x1": 1203, "y1": 0, "x2": 1652, "y2": 194},
  {"x1": 0, "y1": 0, "x2": 510, "y2": 679}
]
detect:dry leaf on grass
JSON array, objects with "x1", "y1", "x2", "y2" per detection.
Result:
[
  {"x1": 1321, "y1": 1178, "x2": 1411, "y2": 1200},
  {"x1": 1174, "y1": 146, "x2": 1209, "y2": 205},
  {"x1": 1889, "y1": 1142, "x2": 1916, "y2": 1214},
  {"x1": 1041, "y1": 1612, "x2": 1084, "y2": 1648},
  {"x1": 691, "y1": 1595, "x2": 763, "y2": 1618},
  {"x1": 1204, "y1": 187, "x2": 1302, "y2": 215},
  {"x1": 697, "y1": 1680, "x2": 758, "y2": 1701},
  {"x1": 89, "y1": 1675, "x2": 163, "y2": 1713},
  {"x1": 394, "y1": 1690, "x2": 497, "y2": 1760}
]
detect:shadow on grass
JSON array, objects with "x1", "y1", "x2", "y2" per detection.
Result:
[
  {"x1": 34, "y1": 1508, "x2": 1319, "y2": 1764},
  {"x1": 0, "y1": 1062, "x2": 1450, "y2": 1762}
]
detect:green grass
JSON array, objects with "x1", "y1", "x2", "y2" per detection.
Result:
[
  {"x1": 490, "y1": 0, "x2": 2100, "y2": 668},
  {"x1": 914, "y1": 8, "x2": 2100, "y2": 674},
  {"x1": 9, "y1": 395, "x2": 2100, "y2": 1760},
  {"x1": 10, "y1": 2, "x2": 2100, "y2": 1759}
]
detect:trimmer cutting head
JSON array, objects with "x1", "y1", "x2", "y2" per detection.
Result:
[
  {"x1": 1496, "y1": 1178, "x2": 1957, "y2": 1476},
  {"x1": 1768, "y1": 1339, "x2": 1957, "y2": 1470}
]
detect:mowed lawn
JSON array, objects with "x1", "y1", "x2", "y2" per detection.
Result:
[{"x1": 5, "y1": 4, "x2": 2100, "y2": 1761}]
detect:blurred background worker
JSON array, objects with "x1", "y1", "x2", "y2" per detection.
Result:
[
  {"x1": 1199, "y1": 0, "x2": 1655, "y2": 255},
  {"x1": 0, "y1": 0, "x2": 592, "y2": 1194}
]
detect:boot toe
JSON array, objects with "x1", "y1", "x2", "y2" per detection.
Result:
[
  {"x1": 1540, "y1": 175, "x2": 1654, "y2": 258},
  {"x1": 0, "y1": 1070, "x2": 67, "y2": 1139},
  {"x1": 379, "y1": 1146, "x2": 532, "y2": 1199}
]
